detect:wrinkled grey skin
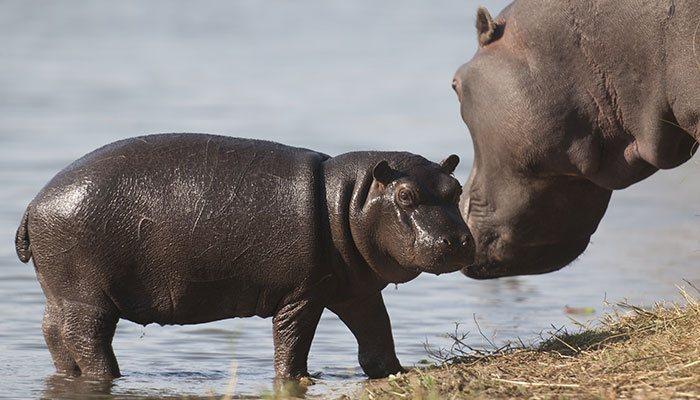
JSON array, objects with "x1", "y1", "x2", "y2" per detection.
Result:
[
  {"x1": 15, "y1": 133, "x2": 473, "y2": 380},
  {"x1": 453, "y1": 0, "x2": 699, "y2": 279}
]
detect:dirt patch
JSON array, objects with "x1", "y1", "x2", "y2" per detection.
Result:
[{"x1": 361, "y1": 288, "x2": 700, "y2": 399}]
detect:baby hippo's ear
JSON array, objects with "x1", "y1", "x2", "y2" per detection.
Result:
[
  {"x1": 373, "y1": 160, "x2": 397, "y2": 185},
  {"x1": 440, "y1": 154, "x2": 460, "y2": 174}
]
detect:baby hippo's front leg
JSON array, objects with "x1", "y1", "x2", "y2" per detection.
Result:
[
  {"x1": 272, "y1": 299, "x2": 324, "y2": 378},
  {"x1": 329, "y1": 292, "x2": 404, "y2": 378}
]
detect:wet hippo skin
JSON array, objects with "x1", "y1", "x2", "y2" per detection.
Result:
[{"x1": 15, "y1": 133, "x2": 474, "y2": 380}]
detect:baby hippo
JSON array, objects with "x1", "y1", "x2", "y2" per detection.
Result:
[{"x1": 15, "y1": 133, "x2": 474, "y2": 380}]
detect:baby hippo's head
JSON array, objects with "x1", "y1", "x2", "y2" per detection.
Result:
[{"x1": 355, "y1": 154, "x2": 475, "y2": 283}]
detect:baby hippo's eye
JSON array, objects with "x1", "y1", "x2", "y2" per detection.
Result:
[{"x1": 396, "y1": 187, "x2": 416, "y2": 207}]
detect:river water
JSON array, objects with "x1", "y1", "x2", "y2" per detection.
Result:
[{"x1": 1, "y1": 1, "x2": 698, "y2": 398}]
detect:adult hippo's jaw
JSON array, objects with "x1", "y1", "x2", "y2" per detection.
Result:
[
  {"x1": 453, "y1": 2, "x2": 698, "y2": 278},
  {"x1": 464, "y1": 237, "x2": 592, "y2": 279},
  {"x1": 461, "y1": 167, "x2": 612, "y2": 279}
]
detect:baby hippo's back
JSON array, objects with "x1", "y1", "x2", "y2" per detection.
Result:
[{"x1": 26, "y1": 134, "x2": 331, "y2": 325}]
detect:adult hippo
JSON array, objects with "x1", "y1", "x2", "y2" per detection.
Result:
[{"x1": 452, "y1": 0, "x2": 699, "y2": 278}]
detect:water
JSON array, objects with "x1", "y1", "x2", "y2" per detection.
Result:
[{"x1": 1, "y1": 1, "x2": 698, "y2": 398}]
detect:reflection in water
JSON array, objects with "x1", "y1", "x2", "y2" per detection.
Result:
[
  {"x1": 466, "y1": 277, "x2": 537, "y2": 306},
  {"x1": 43, "y1": 374, "x2": 114, "y2": 400},
  {"x1": 42, "y1": 373, "x2": 315, "y2": 400},
  {"x1": 501, "y1": 278, "x2": 535, "y2": 303}
]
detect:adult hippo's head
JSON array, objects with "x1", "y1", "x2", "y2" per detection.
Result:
[{"x1": 453, "y1": 2, "x2": 698, "y2": 279}]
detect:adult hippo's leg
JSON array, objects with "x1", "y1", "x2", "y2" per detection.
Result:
[
  {"x1": 61, "y1": 299, "x2": 121, "y2": 379},
  {"x1": 272, "y1": 299, "x2": 324, "y2": 378},
  {"x1": 42, "y1": 299, "x2": 80, "y2": 376},
  {"x1": 329, "y1": 292, "x2": 403, "y2": 378}
]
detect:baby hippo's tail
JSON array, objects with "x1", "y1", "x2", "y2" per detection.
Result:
[{"x1": 15, "y1": 209, "x2": 32, "y2": 263}]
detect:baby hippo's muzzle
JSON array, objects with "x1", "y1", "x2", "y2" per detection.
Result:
[
  {"x1": 438, "y1": 233, "x2": 474, "y2": 250},
  {"x1": 419, "y1": 230, "x2": 475, "y2": 275}
]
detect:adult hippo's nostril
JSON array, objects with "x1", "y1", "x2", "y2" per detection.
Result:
[
  {"x1": 460, "y1": 234, "x2": 472, "y2": 247},
  {"x1": 439, "y1": 237, "x2": 452, "y2": 247}
]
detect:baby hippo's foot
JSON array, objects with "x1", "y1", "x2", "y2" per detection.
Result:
[
  {"x1": 359, "y1": 351, "x2": 404, "y2": 379},
  {"x1": 328, "y1": 292, "x2": 405, "y2": 379},
  {"x1": 272, "y1": 376, "x2": 315, "y2": 398}
]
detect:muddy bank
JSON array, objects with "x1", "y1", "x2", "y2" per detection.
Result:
[{"x1": 362, "y1": 289, "x2": 700, "y2": 399}]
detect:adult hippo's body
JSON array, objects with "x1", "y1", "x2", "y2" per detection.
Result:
[
  {"x1": 453, "y1": 0, "x2": 699, "y2": 278},
  {"x1": 16, "y1": 133, "x2": 473, "y2": 380}
]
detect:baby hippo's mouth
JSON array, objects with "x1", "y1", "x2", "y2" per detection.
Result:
[
  {"x1": 377, "y1": 254, "x2": 466, "y2": 284},
  {"x1": 377, "y1": 234, "x2": 475, "y2": 283},
  {"x1": 416, "y1": 259, "x2": 468, "y2": 275},
  {"x1": 414, "y1": 234, "x2": 475, "y2": 275}
]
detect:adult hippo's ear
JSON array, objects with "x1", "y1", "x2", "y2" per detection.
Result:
[
  {"x1": 440, "y1": 154, "x2": 460, "y2": 174},
  {"x1": 476, "y1": 6, "x2": 502, "y2": 47},
  {"x1": 373, "y1": 160, "x2": 397, "y2": 185}
]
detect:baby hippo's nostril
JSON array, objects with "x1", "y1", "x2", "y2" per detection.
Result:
[
  {"x1": 451, "y1": 78, "x2": 459, "y2": 93},
  {"x1": 438, "y1": 234, "x2": 472, "y2": 250}
]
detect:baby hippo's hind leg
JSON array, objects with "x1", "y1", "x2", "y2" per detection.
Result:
[
  {"x1": 42, "y1": 299, "x2": 80, "y2": 376},
  {"x1": 329, "y1": 292, "x2": 403, "y2": 379},
  {"x1": 61, "y1": 299, "x2": 121, "y2": 379}
]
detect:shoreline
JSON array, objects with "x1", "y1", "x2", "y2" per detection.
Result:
[{"x1": 361, "y1": 289, "x2": 700, "y2": 399}]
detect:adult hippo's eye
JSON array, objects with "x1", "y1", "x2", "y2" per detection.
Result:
[{"x1": 396, "y1": 187, "x2": 416, "y2": 207}]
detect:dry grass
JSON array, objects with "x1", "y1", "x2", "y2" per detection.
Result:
[{"x1": 362, "y1": 287, "x2": 700, "y2": 400}]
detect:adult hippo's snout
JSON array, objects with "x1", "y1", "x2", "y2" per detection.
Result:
[
  {"x1": 463, "y1": 236, "x2": 591, "y2": 280},
  {"x1": 459, "y1": 166, "x2": 611, "y2": 278}
]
